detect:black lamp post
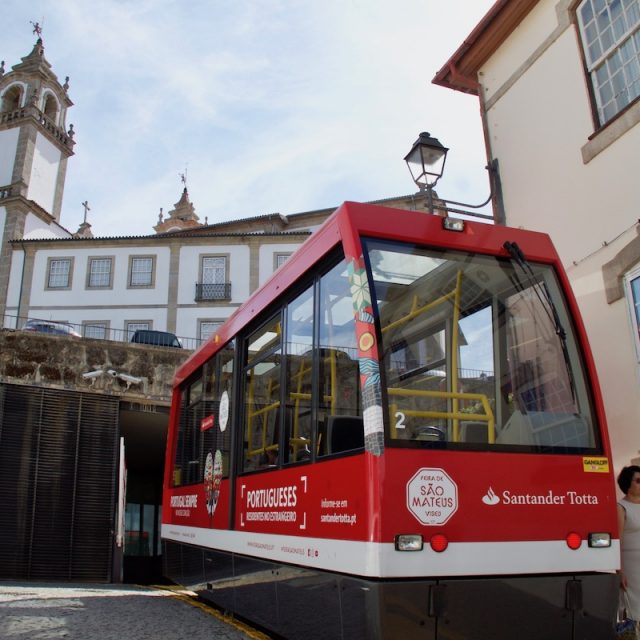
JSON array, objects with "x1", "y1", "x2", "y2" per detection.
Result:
[
  {"x1": 404, "y1": 131, "x2": 499, "y2": 221},
  {"x1": 404, "y1": 132, "x2": 448, "y2": 214}
]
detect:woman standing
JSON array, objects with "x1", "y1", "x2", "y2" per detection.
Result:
[{"x1": 617, "y1": 465, "x2": 640, "y2": 620}]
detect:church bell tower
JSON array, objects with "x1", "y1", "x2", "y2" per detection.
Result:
[{"x1": 0, "y1": 31, "x2": 75, "y2": 321}]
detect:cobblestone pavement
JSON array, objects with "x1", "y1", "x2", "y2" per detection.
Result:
[{"x1": 0, "y1": 582, "x2": 270, "y2": 640}]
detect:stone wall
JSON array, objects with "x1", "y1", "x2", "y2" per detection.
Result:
[{"x1": 0, "y1": 329, "x2": 191, "y2": 402}]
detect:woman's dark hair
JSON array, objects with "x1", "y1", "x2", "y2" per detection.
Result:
[{"x1": 617, "y1": 465, "x2": 640, "y2": 493}]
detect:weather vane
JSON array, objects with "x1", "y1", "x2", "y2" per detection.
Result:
[
  {"x1": 179, "y1": 164, "x2": 188, "y2": 190},
  {"x1": 31, "y1": 20, "x2": 43, "y2": 39}
]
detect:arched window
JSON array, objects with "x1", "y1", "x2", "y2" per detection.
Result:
[
  {"x1": 1, "y1": 85, "x2": 22, "y2": 112},
  {"x1": 42, "y1": 93, "x2": 59, "y2": 122}
]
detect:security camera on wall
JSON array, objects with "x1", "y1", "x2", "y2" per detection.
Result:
[
  {"x1": 82, "y1": 369, "x2": 104, "y2": 380},
  {"x1": 117, "y1": 373, "x2": 143, "y2": 385}
]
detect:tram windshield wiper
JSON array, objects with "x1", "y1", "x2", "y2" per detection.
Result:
[{"x1": 503, "y1": 240, "x2": 576, "y2": 402}]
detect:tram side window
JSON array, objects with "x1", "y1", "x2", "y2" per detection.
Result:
[
  {"x1": 201, "y1": 346, "x2": 234, "y2": 481},
  {"x1": 173, "y1": 375, "x2": 208, "y2": 486},
  {"x1": 284, "y1": 284, "x2": 314, "y2": 464},
  {"x1": 172, "y1": 345, "x2": 234, "y2": 487},
  {"x1": 316, "y1": 261, "x2": 362, "y2": 457},
  {"x1": 217, "y1": 347, "x2": 234, "y2": 475},
  {"x1": 242, "y1": 316, "x2": 282, "y2": 472}
]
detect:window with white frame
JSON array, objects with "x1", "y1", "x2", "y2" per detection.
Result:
[
  {"x1": 87, "y1": 257, "x2": 113, "y2": 288},
  {"x1": 129, "y1": 256, "x2": 155, "y2": 287},
  {"x1": 274, "y1": 253, "x2": 291, "y2": 270},
  {"x1": 46, "y1": 257, "x2": 73, "y2": 289},
  {"x1": 83, "y1": 322, "x2": 109, "y2": 340},
  {"x1": 202, "y1": 256, "x2": 226, "y2": 284},
  {"x1": 199, "y1": 320, "x2": 223, "y2": 343},
  {"x1": 577, "y1": 0, "x2": 640, "y2": 126},
  {"x1": 625, "y1": 265, "x2": 640, "y2": 359},
  {"x1": 197, "y1": 255, "x2": 230, "y2": 301},
  {"x1": 126, "y1": 321, "x2": 151, "y2": 340}
]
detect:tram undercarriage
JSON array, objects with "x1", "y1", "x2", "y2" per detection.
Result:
[{"x1": 164, "y1": 540, "x2": 618, "y2": 640}]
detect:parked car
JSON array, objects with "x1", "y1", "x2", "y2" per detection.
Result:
[
  {"x1": 130, "y1": 329, "x2": 182, "y2": 348},
  {"x1": 22, "y1": 319, "x2": 81, "y2": 337}
]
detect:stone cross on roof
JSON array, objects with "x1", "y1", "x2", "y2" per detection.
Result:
[{"x1": 82, "y1": 200, "x2": 91, "y2": 224}]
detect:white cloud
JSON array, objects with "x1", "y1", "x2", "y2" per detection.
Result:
[{"x1": 4, "y1": 0, "x2": 495, "y2": 236}]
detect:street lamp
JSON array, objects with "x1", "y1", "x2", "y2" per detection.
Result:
[
  {"x1": 404, "y1": 131, "x2": 499, "y2": 221},
  {"x1": 404, "y1": 132, "x2": 448, "y2": 214}
]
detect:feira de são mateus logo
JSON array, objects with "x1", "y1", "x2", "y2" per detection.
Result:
[{"x1": 406, "y1": 468, "x2": 458, "y2": 525}]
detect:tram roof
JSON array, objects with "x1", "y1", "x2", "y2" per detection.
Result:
[{"x1": 173, "y1": 200, "x2": 558, "y2": 386}]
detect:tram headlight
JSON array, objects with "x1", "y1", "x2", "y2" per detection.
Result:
[
  {"x1": 442, "y1": 217, "x2": 465, "y2": 232},
  {"x1": 395, "y1": 534, "x2": 423, "y2": 552},
  {"x1": 588, "y1": 532, "x2": 611, "y2": 548}
]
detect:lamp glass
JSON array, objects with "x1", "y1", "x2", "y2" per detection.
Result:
[{"x1": 405, "y1": 132, "x2": 448, "y2": 188}]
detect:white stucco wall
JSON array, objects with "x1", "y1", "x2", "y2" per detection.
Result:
[
  {"x1": 0, "y1": 128, "x2": 19, "y2": 185},
  {"x1": 477, "y1": 0, "x2": 640, "y2": 471},
  {"x1": 483, "y1": 27, "x2": 638, "y2": 262},
  {"x1": 175, "y1": 307, "x2": 235, "y2": 342},
  {"x1": 27, "y1": 133, "x2": 61, "y2": 214},
  {"x1": 23, "y1": 212, "x2": 72, "y2": 239},
  {"x1": 3, "y1": 246, "x2": 24, "y2": 327},
  {"x1": 479, "y1": 0, "x2": 560, "y2": 96},
  {"x1": 257, "y1": 242, "x2": 304, "y2": 287},
  {"x1": 26, "y1": 246, "x2": 171, "y2": 332},
  {"x1": 567, "y1": 237, "x2": 640, "y2": 473}
]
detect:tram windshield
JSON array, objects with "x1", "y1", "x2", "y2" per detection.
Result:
[{"x1": 364, "y1": 238, "x2": 600, "y2": 453}]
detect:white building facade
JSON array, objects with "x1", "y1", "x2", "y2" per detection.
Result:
[
  {"x1": 0, "y1": 38, "x2": 420, "y2": 350},
  {"x1": 434, "y1": 0, "x2": 640, "y2": 471},
  {"x1": 4, "y1": 220, "x2": 320, "y2": 348}
]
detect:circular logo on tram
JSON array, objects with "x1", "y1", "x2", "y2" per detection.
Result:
[
  {"x1": 204, "y1": 450, "x2": 224, "y2": 516},
  {"x1": 406, "y1": 467, "x2": 458, "y2": 526},
  {"x1": 219, "y1": 391, "x2": 229, "y2": 432}
]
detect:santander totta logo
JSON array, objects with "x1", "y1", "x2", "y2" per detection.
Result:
[
  {"x1": 482, "y1": 487, "x2": 500, "y2": 505},
  {"x1": 482, "y1": 486, "x2": 599, "y2": 506}
]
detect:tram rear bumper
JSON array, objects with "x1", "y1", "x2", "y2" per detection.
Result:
[{"x1": 164, "y1": 540, "x2": 619, "y2": 640}]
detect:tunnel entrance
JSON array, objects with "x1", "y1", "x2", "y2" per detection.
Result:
[{"x1": 118, "y1": 402, "x2": 170, "y2": 584}]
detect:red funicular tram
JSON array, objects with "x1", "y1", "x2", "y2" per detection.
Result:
[{"x1": 162, "y1": 202, "x2": 619, "y2": 640}]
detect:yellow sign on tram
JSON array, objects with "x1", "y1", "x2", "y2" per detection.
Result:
[{"x1": 583, "y1": 457, "x2": 609, "y2": 473}]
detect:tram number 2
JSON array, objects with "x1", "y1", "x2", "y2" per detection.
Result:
[{"x1": 395, "y1": 412, "x2": 406, "y2": 429}]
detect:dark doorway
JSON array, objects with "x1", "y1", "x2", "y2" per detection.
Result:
[{"x1": 118, "y1": 403, "x2": 169, "y2": 584}]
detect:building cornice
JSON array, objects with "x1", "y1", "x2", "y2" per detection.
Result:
[
  {"x1": 9, "y1": 230, "x2": 313, "y2": 248},
  {"x1": 432, "y1": 0, "x2": 540, "y2": 95}
]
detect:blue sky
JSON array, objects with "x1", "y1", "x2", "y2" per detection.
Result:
[{"x1": 5, "y1": 0, "x2": 495, "y2": 237}]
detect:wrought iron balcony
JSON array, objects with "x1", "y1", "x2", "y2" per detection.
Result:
[{"x1": 195, "y1": 282, "x2": 231, "y2": 302}]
